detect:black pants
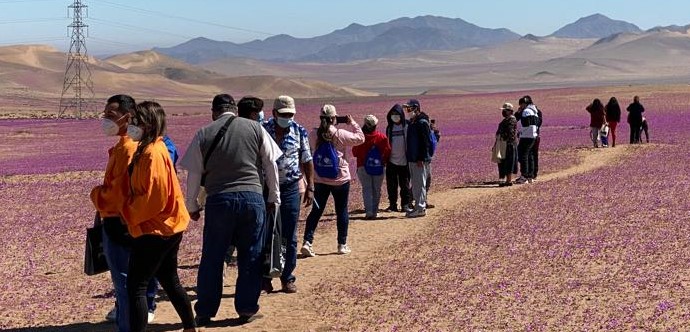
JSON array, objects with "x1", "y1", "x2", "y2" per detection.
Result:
[
  {"x1": 498, "y1": 143, "x2": 517, "y2": 178},
  {"x1": 533, "y1": 137, "x2": 540, "y2": 179},
  {"x1": 518, "y1": 138, "x2": 536, "y2": 179},
  {"x1": 127, "y1": 233, "x2": 195, "y2": 332},
  {"x1": 386, "y1": 163, "x2": 411, "y2": 208},
  {"x1": 630, "y1": 122, "x2": 641, "y2": 143}
]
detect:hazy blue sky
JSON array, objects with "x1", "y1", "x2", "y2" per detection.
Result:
[{"x1": 2, "y1": 0, "x2": 690, "y2": 55}]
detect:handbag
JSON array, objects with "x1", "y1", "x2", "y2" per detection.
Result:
[
  {"x1": 491, "y1": 134, "x2": 507, "y2": 163},
  {"x1": 84, "y1": 212, "x2": 109, "y2": 276},
  {"x1": 263, "y1": 207, "x2": 285, "y2": 278}
]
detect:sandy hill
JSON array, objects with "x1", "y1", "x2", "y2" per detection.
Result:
[{"x1": 0, "y1": 45, "x2": 377, "y2": 116}]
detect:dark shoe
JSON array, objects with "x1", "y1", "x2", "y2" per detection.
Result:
[
  {"x1": 499, "y1": 182, "x2": 513, "y2": 187},
  {"x1": 261, "y1": 278, "x2": 273, "y2": 293},
  {"x1": 384, "y1": 205, "x2": 398, "y2": 212},
  {"x1": 281, "y1": 280, "x2": 297, "y2": 293},
  {"x1": 195, "y1": 316, "x2": 211, "y2": 327},
  {"x1": 236, "y1": 313, "x2": 263, "y2": 325},
  {"x1": 403, "y1": 205, "x2": 414, "y2": 213}
]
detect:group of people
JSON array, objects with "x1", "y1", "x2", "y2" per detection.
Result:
[
  {"x1": 492, "y1": 94, "x2": 651, "y2": 187},
  {"x1": 90, "y1": 93, "x2": 440, "y2": 331},
  {"x1": 493, "y1": 95, "x2": 542, "y2": 186},
  {"x1": 586, "y1": 95, "x2": 649, "y2": 148}
]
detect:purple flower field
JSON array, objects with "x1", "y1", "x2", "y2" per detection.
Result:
[{"x1": 1, "y1": 85, "x2": 689, "y2": 329}]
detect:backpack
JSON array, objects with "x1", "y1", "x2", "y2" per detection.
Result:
[
  {"x1": 364, "y1": 145, "x2": 384, "y2": 176},
  {"x1": 313, "y1": 141, "x2": 339, "y2": 179},
  {"x1": 429, "y1": 129, "x2": 438, "y2": 157}
]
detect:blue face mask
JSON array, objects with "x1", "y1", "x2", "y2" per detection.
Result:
[{"x1": 276, "y1": 117, "x2": 293, "y2": 129}]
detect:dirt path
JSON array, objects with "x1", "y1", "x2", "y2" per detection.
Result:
[{"x1": 146, "y1": 146, "x2": 634, "y2": 331}]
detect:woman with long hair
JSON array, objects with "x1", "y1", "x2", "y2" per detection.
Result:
[
  {"x1": 586, "y1": 98, "x2": 606, "y2": 148},
  {"x1": 121, "y1": 101, "x2": 196, "y2": 332},
  {"x1": 604, "y1": 97, "x2": 621, "y2": 147},
  {"x1": 301, "y1": 104, "x2": 364, "y2": 257}
]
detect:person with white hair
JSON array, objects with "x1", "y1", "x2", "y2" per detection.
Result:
[{"x1": 352, "y1": 114, "x2": 391, "y2": 219}]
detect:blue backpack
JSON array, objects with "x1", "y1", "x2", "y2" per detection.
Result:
[
  {"x1": 429, "y1": 129, "x2": 437, "y2": 157},
  {"x1": 313, "y1": 141, "x2": 339, "y2": 179},
  {"x1": 364, "y1": 145, "x2": 384, "y2": 176}
]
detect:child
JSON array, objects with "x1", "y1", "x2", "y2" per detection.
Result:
[{"x1": 600, "y1": 123, "x2": 610, "y2": 147}]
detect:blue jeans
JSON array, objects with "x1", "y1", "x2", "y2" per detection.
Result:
[
  {"x1": 303, "y1": 182, "x2": 350, "y2": 245},
  {"x1": 279, "y1": 181, "x2": 301, "y2": 283},
  {"x1": 357, "y1": 167, "x2": 384, "y2": 217},
  {"x1": 102, "y1": 222, "x2": 157, "y2": 332},
  {"x1": 195, "y1": 191, "x2": 266, "y2": 318}
]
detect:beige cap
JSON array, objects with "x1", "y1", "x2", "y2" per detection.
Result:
[
  {"x1": 320, "y1": 104, "x2": 337, "y2": 117},
  {"x1": 364, "y1": 114, "x2": 378, "y2": 127},
  {"x1": 501, "y1": 102, "x2": 514, "y2": 111},
  {"x1": 273, "y1": 95, "x2": 296, "y2": 114}
]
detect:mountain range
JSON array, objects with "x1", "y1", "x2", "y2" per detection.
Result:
[{"x1": 154, "y1": 13, "x2": 671, "y2": 64}]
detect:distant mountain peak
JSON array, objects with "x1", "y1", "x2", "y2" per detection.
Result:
[
  {"x1": 551, "y1": 13, "x2": 642, "y2": 39},
  {"x1": 521, "y1": 34, "x2": 542, "y2": 42}
]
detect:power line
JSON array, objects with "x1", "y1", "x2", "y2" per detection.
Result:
[
  {"x1": 91, "y1": 0, "x2": 276, "y2": 37},
  {"x1": 88, "y1": 17, "x2": 195, "y2": 40},
  {"x1": 0, "y1": 17, "x2": 66, "y2": 24}
]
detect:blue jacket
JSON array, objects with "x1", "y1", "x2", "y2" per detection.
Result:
[{"x1": 406, "y1": 111, "x2": 432, "y2": 163}]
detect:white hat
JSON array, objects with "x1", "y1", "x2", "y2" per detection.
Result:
[{"x1": 273, "y1": 95, "x2": 296, "y2": 114}]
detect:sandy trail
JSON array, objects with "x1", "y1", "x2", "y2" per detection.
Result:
[{"x1": 124, "y1": 146, "x2": 634, "y2": 332}]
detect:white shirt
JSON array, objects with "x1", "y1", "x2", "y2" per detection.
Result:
[{"x1": 179, "y1": 112, "x2": 283, "y2": 212}]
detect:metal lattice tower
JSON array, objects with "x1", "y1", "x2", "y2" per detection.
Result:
[{"x1": 58, "y1": 0, "x2": 95, "y2": 119}]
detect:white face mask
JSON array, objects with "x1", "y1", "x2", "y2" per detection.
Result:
[
  {"x1": 257, "y1": 111, "x2": 265, "y2": 123},
  {"x1": 101, "y1": 118, "x2": 119, "y2": 136},
  {"x1": 391, "y1": 115, "x2": 401, "y2": 123},
  {"x1": 127, "y1": 125, "x2": 144, "y2": 141},
  {"x1": 276, "y1": 117, "x2": 293, "y2": 129}
]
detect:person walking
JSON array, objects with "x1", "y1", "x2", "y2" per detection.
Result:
[
  {"x1": 384, "y1": 104, "x2": 412, "y2": 213},
  {"x1": 604, "y1": 97, "x2": 621, "y2": 147},
  {"x1": 301, "y1": 104, "x2": 364, "y2": 257},
  {"x1": 262, "y1": 95, "x2": 314, "y2": 293},
  {"x1": 627, "y1": 95, "x2": 645, "y2": 144},
  {"x1": 120, "y1": 101, "x2": 196, "y2": 332},
  {"x1": 179, "y1": 94, "x2": 282, "y2": 326},
  {"x1": 495, "y1": 103, "x2": 518, "y2": 187},
  {"x1": 404, "y1": 99, "x2": 433, "y2": 217},
  {"x1": 352, "y1": 115, "x2": 391, "y2": 220},
  {"x1": 90, "y1": 95, "x2": 158, "y2": 331},
  {"x1": 586, "y1": 98, "x2": 606, "y2": 148},
  {"x1": 515, "y1": 96, "x2": 539, "y2": 184}
]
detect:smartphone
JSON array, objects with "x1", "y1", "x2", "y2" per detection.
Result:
[
  {"x1": 430, "y1": 119, "x2": 436, "y2": 124},
  {"x1": 336, "y1": 116, "x2": 349, "y2": 124}
]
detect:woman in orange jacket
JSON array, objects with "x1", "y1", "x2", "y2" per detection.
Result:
[{"x1": 121, "y1": 101, "x2": 196, "y2": 332}]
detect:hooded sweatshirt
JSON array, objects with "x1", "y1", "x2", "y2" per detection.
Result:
[
  {"x1": 385, "y1": 104, "x2": 408, "y2": 166},
  {"x1": 516, "y1": 104, "x2": 539, "y2": 139}
]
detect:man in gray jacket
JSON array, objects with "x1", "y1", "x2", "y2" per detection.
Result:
[{"x1": 180, "y1": 94, "x2": 282, "y2": 326}]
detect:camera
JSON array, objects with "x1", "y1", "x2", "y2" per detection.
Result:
[{"x1": 336, "y1": 116, "x2": 349, "y2": 124}]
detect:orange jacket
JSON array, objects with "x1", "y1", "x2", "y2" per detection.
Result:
[
  {"x1": 121, "y1": 137, "x2": 189, "y2": 238},
  {"x1": 91, "y1": 135, "x2": 137, "y2": 218}
]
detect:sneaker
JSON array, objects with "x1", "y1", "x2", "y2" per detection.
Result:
[
  {"x1": 384, "y1": 205, "x2": 398, "y2": 212},
  {"x1": 514, "y1": 176, "x2": 528, "y2": 184},
  {"x1": 281, "y1": 280, "x2": 297, "y2": 293},
  {"x1": 498, "y1": 177, "x2": 506, "y2": 183},
  {"x1": 403, "y1": 205, "x2": 414, "y2": 213},
  {"x1": 406, "y1": 209, "x2": 426, "y2": 218},
  {"x1": 337, "y1": 244, "x2": 351, "y2": 255},
  {"x1": 300, "y1": 241, "x2": 316, "y2": 257},
  {"x1": 105, "y1": 306, "x2": 117, "y2": 322},
  {"x1": 527, "y1": 178, "x2": 534, "y2": 184},
  {"x1": 147, "y1": 311, "x2": 155, "y2": 323}
]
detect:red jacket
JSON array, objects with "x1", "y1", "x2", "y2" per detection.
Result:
[{"x1": 352, "y1": 131, "x2": 391, "y2": 168}]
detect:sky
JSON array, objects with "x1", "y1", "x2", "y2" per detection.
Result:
[{"x1": 2, "y1": 0, "x2": 690, "y2": 55}]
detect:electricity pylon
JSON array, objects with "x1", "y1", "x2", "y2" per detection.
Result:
[{"x1": 58, "y1": 0, "x2": 95, "y2": 119}]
